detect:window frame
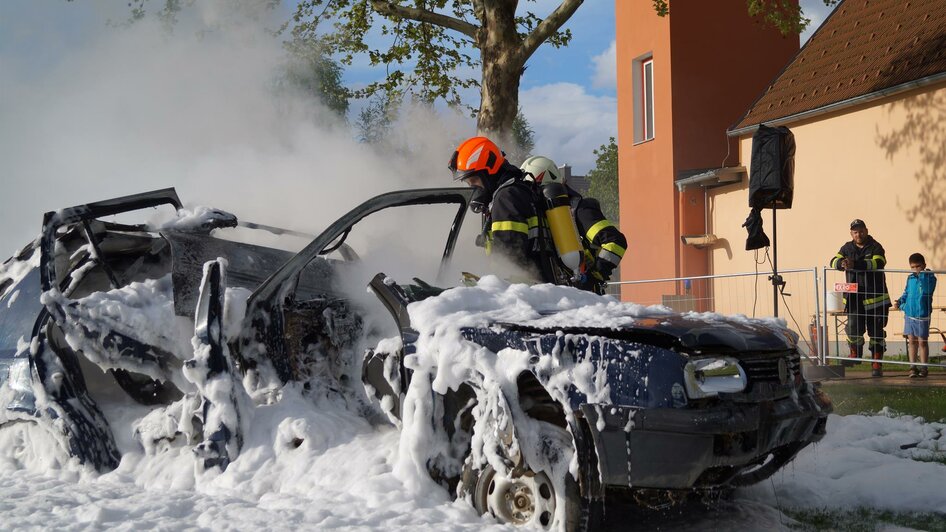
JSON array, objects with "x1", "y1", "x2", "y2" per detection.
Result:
[
  {"x1": 632, "y1": 53, "x2": 655, "y2": 145},
  {"x1": 641, "y1": 58, "x2": 655, "y2": 141}
]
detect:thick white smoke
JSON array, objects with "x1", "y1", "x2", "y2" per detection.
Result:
[{"x1": 0, "y1": 1, "x2": 481, "y2": 277}]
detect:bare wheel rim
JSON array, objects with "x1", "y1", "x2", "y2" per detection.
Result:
[{"x1": 476, "y1": 465, "x2": 557, "y2": 528}]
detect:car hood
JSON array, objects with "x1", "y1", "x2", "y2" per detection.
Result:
[{"x1": 500, "y1": 311, "x2": 797, "y2": 354}]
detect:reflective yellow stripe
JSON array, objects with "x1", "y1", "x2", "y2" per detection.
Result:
[
  {"x1": 830, "y1": 253, "x2": 844, "y2": 269},
  {"x1": 601, "y1": 242, "x2": 626, "y2": 257},
  {"x1": 491, "y1": 221, "x2": 530, "y2": 234},
  {"x1": 863, "y1": 293, "x2": 890, "y2": 308},
  {"x1": 586, "y1": 220, "x2": 615, "y2": 242},
  {"x1": 868, "y1": 255, "x2": 885, "y2": 270},
  {"x1": 527, "y1": 216, "x2": 539, "y2": 228}
]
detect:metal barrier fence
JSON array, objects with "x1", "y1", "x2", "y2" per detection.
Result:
[
  {"x1": 821, "y1": 267, "x2": 946, "y2": 371},
  {"x1": 607, "y1": 267, "x2": 946, "y2": 372}
]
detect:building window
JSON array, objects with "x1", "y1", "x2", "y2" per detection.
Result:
[
  {"x1": 632, "y1": 54, "x2": 655, "y2": 143},
  {"x1": 642, "y1": 58, "x2": 654, "y2": 140}
]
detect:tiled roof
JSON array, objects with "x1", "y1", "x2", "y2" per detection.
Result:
[{"x1": 730, "y1": 0, "x2": 946, "y2": 132}]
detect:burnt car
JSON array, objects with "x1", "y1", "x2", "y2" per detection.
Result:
[
  {"x1": 362, "y1": 275, "x2": 833, "y2": 529},
  {"x1": 0, "y1": 186, "x2": 474, "y2": 472},
  {"x1": 0, "y1": 187, "x2": 831, "y2": 531}
]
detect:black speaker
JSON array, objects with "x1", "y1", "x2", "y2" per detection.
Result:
[{"x1": 748, "y1": 124, "x2": 795, "y2": 209}]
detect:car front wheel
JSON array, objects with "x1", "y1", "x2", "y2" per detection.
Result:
[
  {"x1": 460, "y1": 423, "x2": 595, "y2": 531},
  {"x1": 471, "y1": 463, "x2": 559, "y2": 528}
]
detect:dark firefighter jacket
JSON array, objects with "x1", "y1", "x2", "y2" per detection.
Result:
[
  {"x1": 484, "y1": 173, "x2": 556, "y2": 283},
  {"x1": 830, "y1": 236, "x2": 890, "y2": 311},
  {"x1": 567, "y1": 187, "x2": 626, "y2": 281}
]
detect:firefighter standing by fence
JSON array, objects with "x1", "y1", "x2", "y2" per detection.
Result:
[{"x1": 830, "y1": 219, "x2": 891, "y2": 376}]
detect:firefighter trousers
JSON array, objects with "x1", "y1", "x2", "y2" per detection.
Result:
[{"x1": 845, "y1": 305, "x2": 889, "y2": 355}]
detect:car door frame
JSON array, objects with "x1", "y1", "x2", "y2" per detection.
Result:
[{"x1": 238, "y1": 187, "x2": 474, "y2": 382}]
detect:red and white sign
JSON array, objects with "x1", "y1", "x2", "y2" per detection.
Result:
[{"x1": 834, "y1": 282, "x2": 858, "y2": 293}]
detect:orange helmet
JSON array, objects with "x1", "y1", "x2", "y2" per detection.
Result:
[{"x1": 448, "y1": 137, "x2": 505, "y2": 180}]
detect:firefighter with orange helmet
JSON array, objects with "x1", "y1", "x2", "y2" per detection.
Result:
[
  {"x1": 448, "y1": 136, "x2": 555, "y2": 283},
  {"x1": 520, "y1": 155, "x2": 627, "y2": 293}
]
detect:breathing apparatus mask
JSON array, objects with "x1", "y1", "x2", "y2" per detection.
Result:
[
  {"x1": 466, "y1": 176, "x2": 496, "y2": 214},
  {"x1": 453, "y1": 166, "x2": 496, "y2": 214}
]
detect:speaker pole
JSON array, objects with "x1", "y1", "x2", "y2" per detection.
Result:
[{"x1": 772, "y1": 207, "x2": 779, "y2": 317}]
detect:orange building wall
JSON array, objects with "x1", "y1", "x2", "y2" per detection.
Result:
[
  {"x1": 615, "y1": 2, "x2": 673, "y2": 304},
  {"x1": 616, "y1": 1, "x2": 799, "y2": 303},
  {"x1": 669, "y1": 2, "x2": 799, "y2": 281}
]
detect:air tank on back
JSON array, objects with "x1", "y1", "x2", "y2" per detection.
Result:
[{"x1": 542, "y1": 182, "x2": 582, "y2": 272}]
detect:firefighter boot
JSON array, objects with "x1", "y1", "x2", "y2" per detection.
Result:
[
  {"x1": 842, "y1": 344, "x2": 863, "y2": 368},
  {"x1": 871, "y1": 346, "x2": 884, "y2": 377}
]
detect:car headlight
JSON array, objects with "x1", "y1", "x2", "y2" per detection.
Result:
[{"x1": 683, "y1": 357, "x2": 747, "y2": 398}]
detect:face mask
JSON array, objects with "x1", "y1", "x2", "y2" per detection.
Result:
[{"x1": 469, "y1": 186, "x2": 493, "y2": 214}]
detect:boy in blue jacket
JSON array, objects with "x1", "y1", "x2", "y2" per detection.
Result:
[{"x1": 892, "y1": 253, "x2": 937, "y2": 377}]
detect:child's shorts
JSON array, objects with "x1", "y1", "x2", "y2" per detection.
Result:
[{"x1": 904, "y1": 316, "x2": 931, "y2": 338}]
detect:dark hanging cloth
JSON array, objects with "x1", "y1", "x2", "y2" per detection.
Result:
[
  {"x1": 742, "y1": 207, "x2": 770, "y2": 250},
  {"x1": 748, "y1": 124, "x2": 795, "y2": 210}
]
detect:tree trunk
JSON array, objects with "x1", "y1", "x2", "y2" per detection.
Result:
[{"x1": 476, "y1": 1, "x2": 522, "y2": 149}]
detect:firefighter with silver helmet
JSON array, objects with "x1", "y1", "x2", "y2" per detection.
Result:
[{"x1": 520, "y1": 155, "x2": 627, "y2": 293}]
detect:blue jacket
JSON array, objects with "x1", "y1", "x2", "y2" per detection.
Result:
[{"x1": 897, "y1": 270, "x2": 937, "y2": 318}]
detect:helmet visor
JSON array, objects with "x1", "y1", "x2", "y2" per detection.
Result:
[
  {"x1": 453, "y1": 168, "x2": 485, "y2": 181},
  {"x1": 449, "y1": 152, "x2": 485, "y2": 181}
]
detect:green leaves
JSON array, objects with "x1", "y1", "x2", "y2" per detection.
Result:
[
  {"x1": 290, "y1": 0, "x2": 581, "y2": 120},
  {"x1": 587, "y1": 137, "x2": 619, "y2": 223},
  {"x1": 652, "y1": 0, "x2": 669, "y2": 17},
  {"x1": 515, "y1": 11, "x2": 572, "y2": 48},
  {"x1": 355, "y1": 93, "x2": 398, "y2": 143},
  {"x1": 746, "y1": 0, "x2": 840, "y2": 36},
  {"x1": 506, "y1": 107, "x2": 535, "y2": 165},
  {"x1": 293, "y1": 0, "x2": 480, "y2": 110},
  {"x1": 282, "y1": 34, "x2": 351, "y2": 118}
]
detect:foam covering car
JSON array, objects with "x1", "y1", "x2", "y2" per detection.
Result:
[
  {"x1": 363, "y1": 273, "x2": 833, "y2": 528},
  {"x1": 0, "y1": 187, "x2": 831, "y2": 530}
]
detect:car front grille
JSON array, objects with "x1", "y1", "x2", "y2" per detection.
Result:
[{"x1": 740, "y1": 352, "x2": 801, "y2": 385}]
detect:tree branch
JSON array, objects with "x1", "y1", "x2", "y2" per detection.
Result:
[
  {"x1": 520, "y1": 0, "x2": 583, "y2": 62},
  {"x1": 368, "y1": 0, "x2": 478, "y2": 40}
]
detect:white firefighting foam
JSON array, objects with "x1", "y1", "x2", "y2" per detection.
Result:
[{"x1": 2, "y1": 275, "x2": 944, "y2": 529}]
